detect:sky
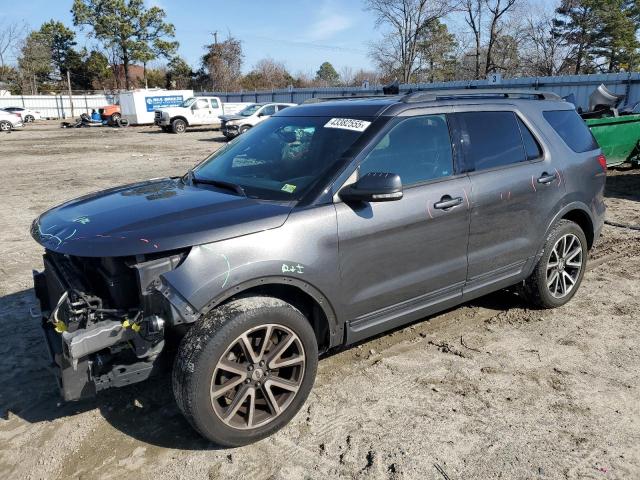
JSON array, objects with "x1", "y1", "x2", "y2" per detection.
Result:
[
  {"x1": 2, "y1": 0, "x2": 562, "y2": 76},
  {"x1": 2, "y1": 0, "x2": 382, "y2": 75}
]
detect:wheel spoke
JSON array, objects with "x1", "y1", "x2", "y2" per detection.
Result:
[
  {"x1": 563, "y1": 235, "x2": 574, "y2": 256},
  {"x1": 212, "y1": 374, "x2": 246, "y2": 398},
  {"x1": 563, "y1": 271, "x2": 576, "y2": 287},
  {"x1": 223, "y1": 385, "x2": 252, "y2": 421},
  {"x1": 218, "y1": 359, "x2": 247, "y2": 376},
  {"x1": 240, "y1": 333, "x2": 260, "y2": 364},
  {"x1": 266, "y1": 377, "x2": 300, "y2": 393},
  {"x1": 271, "y1": 354, "x2": 305, "y2": 369},
  {"x1": 566, "y1": 247, "x2": 582, "y2": 262},
  {"x1": 547, "y1": 261, "x2": 559, "y2": 269},
  {"x1": 257, "y1": 325, "x2": 273, "y2": 361},
  {"x1": 246, "y1": 388, "x2": 256, "y2": 428},
  {"x1": 560, "y1": 272, "x2": 567, "y2": 295},
  {"x1": 547, "y1": 270, "x2": 559, "y2": 288},
  {"x1": 267, "y1": 334, "x2": 296, "y2": 369},
  {"x1": 263, "y1": 383, "x2": 281, "y2": 415}
]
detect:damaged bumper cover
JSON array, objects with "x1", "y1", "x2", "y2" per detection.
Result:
[{"x1": 32, "y1": 251, "x2": 190, "y2": 401}]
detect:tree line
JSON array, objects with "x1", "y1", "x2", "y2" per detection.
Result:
[{"x1": 1, "y1": 0, "x2": 639, "y2": 95}]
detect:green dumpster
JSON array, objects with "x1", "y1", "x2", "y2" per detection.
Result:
[{"x1": 585, "y1": 114, "x2": 640, "y2": 167}]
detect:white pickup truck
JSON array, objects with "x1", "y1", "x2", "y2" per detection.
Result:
[{"x1": 154, "y1": 96, "x2": 250, "y2": 133}]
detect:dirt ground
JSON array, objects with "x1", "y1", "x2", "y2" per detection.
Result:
[{"x1": 1, "y1": 121, "x2": 639, "y2": 480}]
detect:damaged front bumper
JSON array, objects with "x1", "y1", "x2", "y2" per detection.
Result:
[{"x1": 32, "y1": 251, "x2": 187, "y2": 401}]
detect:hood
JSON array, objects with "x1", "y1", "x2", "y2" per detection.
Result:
[
  {"x1": 31, "y1": 178, "x2": 293, "y2": 257},
  {"x1": 156, "y1": 107, "x2": 188, "y2": 116},
  {"x1": 219, "y1": 114, "x2": 244, "y2": 122}
]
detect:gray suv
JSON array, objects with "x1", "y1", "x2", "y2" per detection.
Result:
[{"x1": 31, "y1": 90, "x2": 606, "y2": 447}]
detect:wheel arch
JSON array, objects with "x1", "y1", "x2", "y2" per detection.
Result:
[
  {"x1": 199, "y1": 276, "x2": 342, "y2": 354},
  {"x1": 171, "y1": 116, "x2": 189, "y2": 126},
  {"x1": 539, "y1": 202, "x2": 595, "y2": 255}
]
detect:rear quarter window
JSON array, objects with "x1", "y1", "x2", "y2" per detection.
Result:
[{"x1": 543, "y1": 110, "x2": 598, "y2": 153}]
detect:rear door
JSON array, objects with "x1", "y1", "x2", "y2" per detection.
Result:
[
  {"x1": 192, "y1": 98, "x2": 213, "y2": 124},
  {"x1": 451, "y1": 108, "x2": 566, "y2": 295},
  {"x1": 336, "y1": 112, "x2": 471, "y2": 340}
]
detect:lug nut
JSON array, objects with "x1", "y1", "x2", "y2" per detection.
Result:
[
  {"x1": 248, "y1": 365, "x2": 254, "y2": 371},
  {"x1": 256, "y1": 382, "x2": 261, "y2": 387},
  {"x1": 245, "y1": 379, "x2": 250, "y2": 384},
  {"x1": 259, "y1": 360, "x2": 265, "y2": 367}
]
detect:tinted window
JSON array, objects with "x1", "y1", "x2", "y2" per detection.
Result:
[
  {"x1": 210, "y1": 99, "x2": 219, "y2": 108},
  {"x1": 543, "y1": 109, "x2": 598, "y2": 153},
  {"x1": 260, "y1": 105, "x2": 276, "y2": 116},
  {"x1": 277, "y1": 104, "x2": 291, "y2": 111},
  {"x1": 456, "y1": 111, "x2": 525, "y2": 171},
  {"x1": 517, "y1": 117, "x2": 543, "y2": 160},
  {"x1": 359, "y1": 114, "x2": 453, "y2": 185}
]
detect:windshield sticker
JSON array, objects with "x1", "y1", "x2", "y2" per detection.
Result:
[
  {"x1": 281, "y1": 184, "x2": 297, "y2": 193},
  {"x1": 324, "y1": 118, "x2": 371, "y2": 132}
]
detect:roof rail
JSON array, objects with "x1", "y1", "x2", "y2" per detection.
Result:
[
  {"x1": 303, "y1": 94, "x2": 394, "y2": 104},
  {"x1": 402, "y1": 89, "x2": 562, "y2": 103}
]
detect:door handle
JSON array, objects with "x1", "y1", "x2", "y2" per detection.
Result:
[
  {"x1": 434, "y1": 196, "x2": 463, "y2": 210},
  {"x1": 537, "y1": 172, "x2": 557, "y2": 184}
]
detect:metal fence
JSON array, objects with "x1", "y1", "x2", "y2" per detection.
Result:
[
  {"x1": 3, "y1": 73, "x2": 639, "y2": 119},
  {"x1": 200, "y1": 72, "x2": 640, "y2": 111},
  {"x1": 0, "y1": 94, "x2": 116, "y2": 119}
]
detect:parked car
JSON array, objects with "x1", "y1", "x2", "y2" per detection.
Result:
[
  {"x1": 2, "y1": 106, "x2": 41, "y2": 122},
  {"x1": 31, "y1": 90, "x2": 605, "y2": 447},
  {"x1": 154, "y1": 96, "x2": 250, "y2": 133},
  {"x1": 98, "y1": 104, "x2": 121, "y2": 122},
  {"x1": 0, "y1": 109, "x2": 24, "y2": 131},
  {"x1": 220, "y1": 102, "x2": 296, "y2": 138}
]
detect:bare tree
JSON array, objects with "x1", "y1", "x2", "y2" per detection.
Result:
[
  {"x1": 365, "y1": 0, "x2": 457, "y2": 83},
  {"x1": 0, "y1": 20, "x2": 27, "y2": 70},
  {"x1": 484, "y1": 0, "x2": 518, "y2": 74},
  {"x1": 462, "y1": 0, "x2": 483, "y2": 79},
  {"x1": 521, "y1": 13, "x2": 573, "y2": 76}
]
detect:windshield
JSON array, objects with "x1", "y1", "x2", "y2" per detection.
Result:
[
  {"x1": 238, "y1": 104, "x2": 261, "y2": 117},
  {"x1": 192, "y1": 116, "x2": 372, "y2": 200},
  {"x1": 181, "y1": 97, "x2": 197, "y2": 108}
]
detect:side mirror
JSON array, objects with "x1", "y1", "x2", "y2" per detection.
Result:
[{"x1": 339, "y1": 172, "x2": 403, "y2": 203}]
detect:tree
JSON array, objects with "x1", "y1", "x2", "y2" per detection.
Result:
[
  {"x1": 18, "y1": 32, "x2": 53, "y2": 93},
  {"x1": 417, "y1": 19, "x2": 457, "y2": 82},
  {"x1": 38, "y1": 20, "x2": 76, "y2": 77},
  {"x1": 553, "y1": 0, "x2": 599, "y2": 74},
  {"x1": 521, "y1": 13, "x2": 573, "y2": 76},
  {"x1": 590, "y1": 0, "x2": 640, "y2": 72},
  {"x1": 202, "y1": 35, "x2": 243, "y2": 91},
  {"x1": 241, "y1": 58, "x2": 294, "y2": 90},
  {"x1": 366, "y1": 0, "x2": 457, "y2": 83},
  {"x1": 0, "y1": 20, "x2": 27, "y2": 71},
  {"x1": 166, "y1": 56, "x2": 193, "y2": 89},
  {"x1": 72, "y1": 0, "x2": 177, "y2": 89},
  {"x1": 315, "y1": 61, "x2": 339, "y2": 85}
]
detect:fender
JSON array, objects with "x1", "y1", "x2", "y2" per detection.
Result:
[
  {"x1": 170, "y1": 115, "x2": 189, "y2": 126},
  {"x1": 199, "y1": 275, "x2": 342, "y2": 348},
  {"x1": 530, "y1": 200, "x2": 595, "y2": 269}
]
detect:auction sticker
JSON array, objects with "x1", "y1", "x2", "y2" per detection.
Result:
[{"x1": 324, "y1": 118, "x2": 371, "y2": 132}]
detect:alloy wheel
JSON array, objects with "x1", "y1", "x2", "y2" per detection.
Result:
[
  {"x1": 0, "y1": 121, "x2": 11, "y2": 131},
  {"x1": 210, "y1": 323, "x2": 306, "y2": 430},
  {"x1": 546, "y1": 233, "x2": 583, "y2": 298}
]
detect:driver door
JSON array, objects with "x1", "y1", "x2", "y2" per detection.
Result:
[
  {"x1": 192, "y1": 98, "x2": 211, "y2": 123},
  {"x1": 335, "y1": 114, "x2": 471, "y2": 341}
]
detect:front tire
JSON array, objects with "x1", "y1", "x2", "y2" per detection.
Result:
[
  {"x1": 524, "y1": 219, "x2": 587, "y2": 309},
  {"x1": 0, "y1": 120, "x2": 12, "y2": 131},
  {"x1": 173, "y1": 296, "x2": 318, "y2": 447},
  {"x1": 110, "y1": 112, "x2": 121, "y2": 122},
  {"x1": 239, "y1": 125, "x2": 251, "y2": 135},
  {"x1": 171, "y1": 118, "x2": 187, "y2": 134},
  {"x1": 25, "y1": 115, "x2": 35, "y2": 123}
]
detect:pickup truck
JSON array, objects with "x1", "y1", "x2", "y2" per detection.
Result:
[{"x1": 154, "y1": 96, "x2": 250, "y2": 133}]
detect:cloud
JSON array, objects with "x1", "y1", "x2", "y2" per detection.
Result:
[{"x1": 305, "y1": 2, "x2": 353, "y2": 41}]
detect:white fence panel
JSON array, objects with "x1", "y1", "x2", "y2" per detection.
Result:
[{"x1": 0, "y1": 94, "x2": 115, "y2": 119}]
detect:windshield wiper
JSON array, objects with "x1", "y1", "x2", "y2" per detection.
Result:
[{"x1": 189, "y1": 170, "x2": 246, "y2": 197}]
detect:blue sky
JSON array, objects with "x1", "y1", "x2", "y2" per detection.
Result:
[
  {"x1": 3, "y1": 0, "x2": 561, "y2": 74},
  {"x1": 3, "y1": 0, "x2": 380, "y2": 75}
]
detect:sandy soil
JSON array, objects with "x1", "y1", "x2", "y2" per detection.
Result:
[{"x1": 0, "y1": 121, "x2": 639, "y2": 480}]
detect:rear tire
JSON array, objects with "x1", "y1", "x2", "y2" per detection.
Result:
[
  {"x1": 0, "y1": 120, "x2": 12, "y2": 131},
  {"x1": 524, "y1": 219, "x2": 587, "y2": 309},
  {"x1": 171, "y1": 118, "x2": 187, "y2": 134},
  {"x1": 25, "y1": 115, "x2": 35, "y2": 123},
  {"x1": 173, "y1": 296, "x2": 318, "y2": 447}
]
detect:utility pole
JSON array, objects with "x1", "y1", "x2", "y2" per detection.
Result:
[
  {"x1": 67, "y1": 70, "x2": 75, "y2": 117},
  {"x1": 212, "y1": 31, "x2": 218, "y2": 45}
]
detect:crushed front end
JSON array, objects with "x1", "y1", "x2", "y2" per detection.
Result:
[{"x1": 32, "y1": 249, "x2": 192, "y2": 401}]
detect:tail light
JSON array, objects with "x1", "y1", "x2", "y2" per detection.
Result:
[{"x1": 597, "y1": 154, "x2": 607, "y2": 172}]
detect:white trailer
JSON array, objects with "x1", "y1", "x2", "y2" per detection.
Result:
[{"x1": 119, "y1": 89, "x2": 194, "y2": 125}]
